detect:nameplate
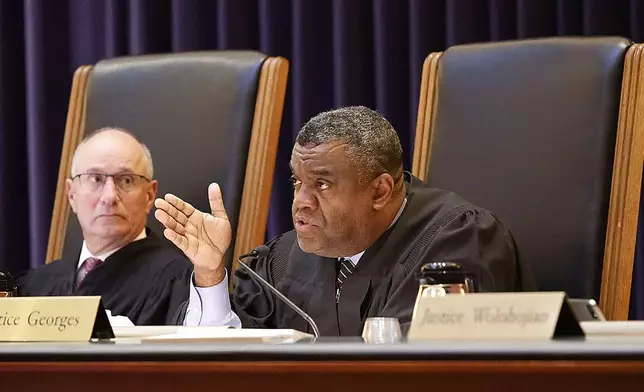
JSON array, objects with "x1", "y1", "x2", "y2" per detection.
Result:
[
  {"x1": 0, "y1": 296, "x2": 114, "y2": 341},
  {"x1": 407, "y1": 292, "x2": 584, "y2": 341}
]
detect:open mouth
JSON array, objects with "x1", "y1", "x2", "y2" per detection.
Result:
[{"x1": 294, "y1": 217, "x2": 316, "y2": 232}]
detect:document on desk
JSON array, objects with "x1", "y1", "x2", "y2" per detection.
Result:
[
  {"x1": 581, "y1": 321, "x2": 644, "y2": 336},
  {"x1": 111, "y1": 326, "x2": 313, "y2": 343},
  {"x1": 106, "y1": 310, "x2": 134, "y2": 327}
]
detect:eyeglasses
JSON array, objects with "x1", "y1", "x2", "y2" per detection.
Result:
[{"x1": 72, "y1": 173, "x2": 150, "y2": 193}]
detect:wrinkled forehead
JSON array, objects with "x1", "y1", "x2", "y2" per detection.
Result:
[
  {"x1": 73, "y1": 132, "x2": 145, "y2": 174},
  {"x1": 290, "y1": 141, "x2": 351, "y2": 172}
]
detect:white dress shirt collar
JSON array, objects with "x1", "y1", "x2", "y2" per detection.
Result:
[{"x1": 77, "y1": 228, "x2": 147, "y2": 269}]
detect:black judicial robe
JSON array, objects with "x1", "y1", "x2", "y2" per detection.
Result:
[
  {"x1": 231, "y1": 173, "x2": 536, "y2": 336},
  {"x1": 18, "y1": 229, "x2": 192, "y2": 325}
]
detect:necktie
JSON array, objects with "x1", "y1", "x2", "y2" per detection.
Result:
[
  {"x1": 76, "y1": 257, "x2": 103, "y2": 289},
  {"x1": 336, "y1": 257, "x2": 355, "y2": 303}
]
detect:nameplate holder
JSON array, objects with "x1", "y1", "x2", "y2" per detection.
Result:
[
  {"x1": 0, "y1": 296, "x2": 114, "y2": 342},
  {"x1": 407, "y1": 292, "x2": 584, "y2": 341}
]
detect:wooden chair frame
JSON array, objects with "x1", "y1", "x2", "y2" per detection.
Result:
[
  {"x1": 411, "y1": 46, "x2": 644, "y2": 321},
  {"x1": 45, "y1": 57, "x2": 289, "y2": 281}
]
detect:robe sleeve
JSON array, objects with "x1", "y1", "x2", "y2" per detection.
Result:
[
  {"x1": 230, "y1": 234, "x2": 289, "y2": 329},
  {"x1": 168, "y1": 235, "x2": 288, "y2": 327},
  {"x1": 165, "y1": 267, "x2": 193, "y2": 325},
  {"x1": 381, "y1": 208, "x2": 536, "y2": 332},
  {"x1": 130, "y1": 257, "x2": 191, "y2": 325}
]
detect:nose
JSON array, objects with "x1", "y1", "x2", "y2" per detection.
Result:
[
  {"x1": 98, "y1": 177, "x2": 120, "y2": 206},
  {"x1": 292, "y1": 185, "x2": 318, "y2": 212}
]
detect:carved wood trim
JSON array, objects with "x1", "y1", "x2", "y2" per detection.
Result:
[
  {"x1": 411, "y1": 52, "x2": 442, "y2": 181},
  {"x1": 231, "y1": 57, "x2": 289, "y2": 282},
  {"x1": 45, "y1": 65, "x2": 92, "y2": 263},
  {"x1": 600, "y1": 44, "x2": 644, "y2": 320}
]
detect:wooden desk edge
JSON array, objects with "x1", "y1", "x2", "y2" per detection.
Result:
[
  {"x1": 3, "y1": 360, "x2": 644, "y2": 373},
  {"x1": 4, "y1": 360, "x2": 644, "y2": 392}
]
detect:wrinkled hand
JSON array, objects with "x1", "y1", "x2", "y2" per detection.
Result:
[{"x1": 154, "y1": 183, "x2": 232, "y2": 287}]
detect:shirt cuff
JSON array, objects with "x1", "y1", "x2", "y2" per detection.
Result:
[{"x1": 183, "y1": 269, "x2": 241, "y2": 328}]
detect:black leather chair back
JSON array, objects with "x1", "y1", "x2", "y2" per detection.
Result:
[
  {"x1": 425, "y1": 37, "x2": 631, "y2": 299},
  {"x1": 62, "y1": 51, "x2": 268, "y2": 269}
]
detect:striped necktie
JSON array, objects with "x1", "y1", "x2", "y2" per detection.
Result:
[
  {"x1": 76, "y1": 257, "x2": 103, "y2": 289},
  {"x1": 336, "y1": 257, "x2": 355, "y2": 303}
]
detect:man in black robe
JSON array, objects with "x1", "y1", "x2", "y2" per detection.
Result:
[
  {"x1": 18, "y1": 128, "x2": 193, "y2": 325},
  {"x1": 155, "y1": 106, "x2": 535, "y2": 335}
]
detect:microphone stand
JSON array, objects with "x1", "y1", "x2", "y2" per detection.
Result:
[{"x1": 236, "y1": 252, "x2": 321, "y2": 338}]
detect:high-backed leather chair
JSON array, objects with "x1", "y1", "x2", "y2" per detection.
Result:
[
  {"x1": 46, "y1": 51, "x2": 288, "y2": 275},
  {"x1": 412, "y1": 37, "x2": 644, "y2": 320}
]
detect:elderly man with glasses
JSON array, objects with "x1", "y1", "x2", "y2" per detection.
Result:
[{"x1": 18, "y1": 127, "x2": 194, "y2": 325}]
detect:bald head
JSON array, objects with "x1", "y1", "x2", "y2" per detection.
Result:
[{"x1": 71, "y1": 128, "x2": 153, "y2": 179}]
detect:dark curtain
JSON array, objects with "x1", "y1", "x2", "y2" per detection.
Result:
[{"x1": 1, "y1": 0, "x2": 643, "y2": 317}]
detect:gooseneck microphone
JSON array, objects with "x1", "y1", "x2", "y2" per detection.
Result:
[{"x1": 237, "y1": 245, "x2": 321, "y2": 338}]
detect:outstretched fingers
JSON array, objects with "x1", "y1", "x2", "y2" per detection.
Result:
[
  {"x1": 161, "y1": 193, "x2": 195, "y2": 222},
  {"x1": 154, "y1": 208, "x2": 187, "y2": 236},
  {"x1": 162, "y1": 228, "x2": 189, "y2": 253}
]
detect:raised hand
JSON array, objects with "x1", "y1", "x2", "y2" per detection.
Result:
[{"x1": 154, "y1": 183, "x2": 232, "y2": 287}]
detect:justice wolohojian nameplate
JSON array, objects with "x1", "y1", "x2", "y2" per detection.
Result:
[
  {"x1": 0, "y1": 296, "x2": 114, "y2": 341},
  {"x1": 407, "y1": 292, "x2": 585, "y2": 341}
]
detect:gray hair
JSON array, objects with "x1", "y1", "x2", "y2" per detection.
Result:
[
  {"x1": 70, "y1": 127, "x2": 154, "y2": 179},
  {"x1": 296, "y1": 106, "x2": 403, "y2": 185}
]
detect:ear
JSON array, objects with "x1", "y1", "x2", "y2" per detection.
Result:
[
  {"x1": 370, "y1": 173, "x2": 395, "y2": 210},
  {"x1": 145, "y1": 180, "x2": 159, "y2": 213},
  {"x1": 66, "y1": 178, "x2": 77, "y2": 213}
]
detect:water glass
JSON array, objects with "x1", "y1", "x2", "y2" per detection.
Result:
[{"x1": 362, "y1": 317, "x2": 402, "y2": 344}]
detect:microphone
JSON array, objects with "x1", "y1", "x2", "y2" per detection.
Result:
[{"x1": 237, "y1": 245, "x2": 321, "y2": 338}]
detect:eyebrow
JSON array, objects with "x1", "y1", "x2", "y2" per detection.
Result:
[
  {"x1": 288, "y1": 163, "x2": 332, "y2": 177},
  {"x1": 311, "y1": 169, "x2": 331, "y2": 176}
]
